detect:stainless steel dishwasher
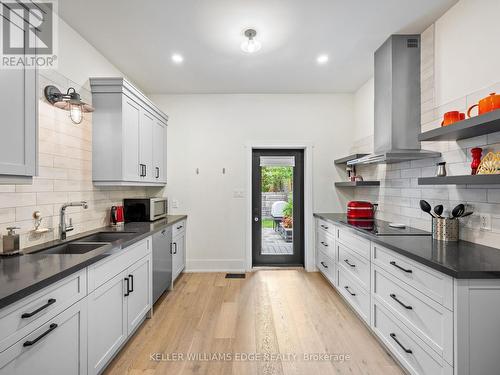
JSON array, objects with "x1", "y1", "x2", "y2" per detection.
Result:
[{"x1": 152, "y1": 227, "x2": 173, "y2": 303}]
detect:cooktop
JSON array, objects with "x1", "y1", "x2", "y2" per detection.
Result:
[{"x1": 339, "y1": 218, "x2": 431, "y2": 236}]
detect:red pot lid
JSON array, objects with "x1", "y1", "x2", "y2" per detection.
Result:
[{"x1": 347, "y1": 201, "x2": 373, "y2": 209}]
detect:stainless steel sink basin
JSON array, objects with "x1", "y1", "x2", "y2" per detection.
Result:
[
  {"x1": 35, "y1": 243, "x2": 107, "y2": 255},
  {"x1": 73, "y1": 231, "x2": 136, "y2": 243}
]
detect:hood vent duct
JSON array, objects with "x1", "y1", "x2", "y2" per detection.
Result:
[{"x1": 348, "y1": 35, "x2": 440, "y2": 165}]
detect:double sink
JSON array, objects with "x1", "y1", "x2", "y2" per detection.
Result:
[{"x1": 33, "y1": 232, "x2": 137, "y2": 255}]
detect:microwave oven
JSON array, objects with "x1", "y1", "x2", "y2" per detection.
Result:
[{"x1": 123, "y1": 198, "x2": 167, "y2": 222}]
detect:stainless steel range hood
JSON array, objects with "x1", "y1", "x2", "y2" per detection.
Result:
[{"x1": 348, "y1": 35, "x2": 440, "y2": 165}]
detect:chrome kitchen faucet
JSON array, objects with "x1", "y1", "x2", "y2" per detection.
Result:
[{"x1": 59, "y1": 201, "x2": 88, "y2": 240}]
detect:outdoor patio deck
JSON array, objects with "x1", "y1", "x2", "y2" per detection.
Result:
[{"x1": 261, "y1": 228, "x2": 293, "y2": 255}]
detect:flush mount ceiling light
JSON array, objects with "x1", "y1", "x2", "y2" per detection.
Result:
[
  {"x1": 241, "y1": 29, "x2": 261, "y2": 54},
  {"x1": 44, "y1": 85, "x2": 94, "y2": 124},
  {"x1": 171, "y1": 53, "x2": 184, "y2": 64},
  {"x1": 317, "y1": 54, "x2": 329, "y2": 65}
]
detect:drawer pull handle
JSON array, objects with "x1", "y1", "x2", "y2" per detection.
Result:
[
  {"x1": 390, "y1": 333, "x2": 413, "y2": 354},
  {"x1": 124, "y1": 277, "x2": 130, "y2": 297},
  {"x1": 320, "y1": 241, "x2": 328, "y2": 247},
  {"x1": 23, "y1": 323, "x2": 58, "y2": 347},
  {"x1": 21, "y1": 298, "x2": 56, "y2": 319},
  {"x1": 320, "y1": 224, "x2": 329, "y2": 230},
  {"x1": 320, "y1": 261, "x2": 328, "y2": 269},
  {"x1": 344, "y1": 286, "x2": 356, "y2": 296},
  {"x1": 390, "y1": 261, "x2": 412, "y2": 273},
  {"x1": 390, "y1": 294, "x2": 413, "y2": 310},
  {"x1": 344, "y1": 259, "x2": 356, "y2": 268},
  {"x1": 177, "y1": 225, "x2": 183, "y2": 230}
]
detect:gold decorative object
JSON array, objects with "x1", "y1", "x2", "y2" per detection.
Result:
[{"x1": 477, "y1": 152, "x2": 500, "y2": 175}]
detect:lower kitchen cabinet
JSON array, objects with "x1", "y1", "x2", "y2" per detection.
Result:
[
  {"x1": 88, "y1": 271, "x2": 128, "y2": 375},
  {"x1": 172, "y1": 222, "x2": 187, "y2": 282},
  {"x1": 0, "y1": 299, "x2": 87, "y2": 375},
  {"x1": 126, "y1": 255, "x2": 152, "y2": 333}
]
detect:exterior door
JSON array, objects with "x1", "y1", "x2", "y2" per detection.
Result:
[{"x1": 252, "y1": 149, "x2": 304, "y2": 267}]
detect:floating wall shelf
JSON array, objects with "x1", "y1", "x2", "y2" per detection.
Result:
[
  {"x1": 418, "y1": 174, "x2": 500, "y2": 186},
  {"x1": 418, "y1": 110, "x2": 500, "y2": 142},
  {"x1": 334, "y1": 154, "x2": 369, "y2": 164},
  {"x1": 334, "y1": 181, "x2": 380, "y2": 187}
]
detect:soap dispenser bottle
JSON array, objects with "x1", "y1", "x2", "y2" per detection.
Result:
[{"x1": 3, "y1": 227, "x2": 21, "y2": 255}]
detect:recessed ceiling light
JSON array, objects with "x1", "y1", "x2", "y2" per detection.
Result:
[
  {"x1": 241, "y1": 29, "x2": 261, "y2": 54},
  {"x1": 171, "y1": 54, "x2": 184, "y2": 64},
  {"x1": 317, "y1": 54, "x2": 329, "y2": 65}
]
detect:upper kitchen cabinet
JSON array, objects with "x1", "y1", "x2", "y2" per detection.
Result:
[
  {"x1": 90, "y1": 78, "x2": 167, "y2": 186},
  {"x1": 0, "y1": 18, "x2": 38, "y2": 184}
]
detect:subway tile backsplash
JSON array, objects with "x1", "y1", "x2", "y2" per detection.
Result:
[
  {"x1": 0, "y1": 70, "x2": 164, "y2": 252},
  {"x1": 351, "y1": 24, "x2": 500, "y2": 249}
]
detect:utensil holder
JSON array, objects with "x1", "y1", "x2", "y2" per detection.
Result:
[{"x1": 432, "y1": 217, "x2": 459, "y2": 242}]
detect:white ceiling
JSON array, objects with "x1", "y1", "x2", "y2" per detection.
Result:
[{"x1": 59, "y1": 0, "x2": 456, "y2": 94}]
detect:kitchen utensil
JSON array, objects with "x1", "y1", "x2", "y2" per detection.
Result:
[
  {"x1": 460, "y1": 212, "x2": 473, "y2": 218},
  {"x1": 347, "y1": 201, "x2": 375, "y2": 220},
  {"x1": 471, "y1": 148, "x2": 483, "y2": 175},
  {"x1": 434, "y1": 205, "x2": 444, "y2": 218},
  {"x1": 450, "y1": 204, "x2": 465, "y2": 219},
  {"x1": 441, "y1": 111, "x2": 465, "y2": 126},
  {"x1": 419, "y1": 200, "x2": 436, "y2": 218},
  {"x1": 432, "y1": 217, "x2": 459, "y2": 242},
  {"x1": 467, "y1": 92, "x2": 500, "y2": 117},
  {"x1": 436, "y1": 162, "x2": 447, "y2": 177}
]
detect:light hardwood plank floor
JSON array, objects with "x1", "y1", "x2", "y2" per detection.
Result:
[{"x1": 104, "y1": 270, "x2": 404, "y2": 375}]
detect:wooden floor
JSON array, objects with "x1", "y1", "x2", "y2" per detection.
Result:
[{"x1": 104, "y1": 270, "x2": 404, "y2": 375}]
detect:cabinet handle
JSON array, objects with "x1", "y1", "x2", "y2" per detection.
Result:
[
  {"x1": 320, "y1": 224, "x2": 329, "y2": 230},
  {"x1": 129, "y1": 274, "x2": 134, "y2": 293},
  {"x1": 124, "y1": 277, "x2": 130, "y2": 296},
  {"x1": 344, "y1": 286, "x2": 356, "y2": 296},
  {"x1": 177, "y1": 225, "x2": 183, "y2": 230},
  {"x1": 23, "y1": 323, "x2": 58, "y2": 347},
  {"x1": 21, "y1": 298, "x2": 56, "y2": 319},
  {"x1": 144, "y1": 165, "x2": 147, "y2": 177},
  {"x1": 156, "y1": 167, "x2": 160, "y2": 178},
  {"x1": 390, "y1": 293, "x2": 413, "y2": 310},
  {"x1": 390, "y1": 333, "x2": 413, "y2": 354},
  {"x1": 320, "y1": 241, "x2": 328, "y2": 247},
  {"x1": 344, "y1": 259, "x2": 356, "y2": 268},
  {"x1": 390, "y1": 261, "x2": 412, "y2": 273},
  {"x1": 320, "y1": 261, "x2": 328, "y2": 269},
  {"x1": 173, "y1": 242, "x2": 178, "y2": 254},
  {"x1": 139, "y1": 164, "x2": 146, "y2": 177}
]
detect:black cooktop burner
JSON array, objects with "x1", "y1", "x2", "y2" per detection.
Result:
[{"x1": 340, "y1": 218, "x2": 431, "y2": 236}]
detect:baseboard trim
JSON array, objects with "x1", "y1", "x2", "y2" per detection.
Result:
[{"x1": 186, "y1": 258, "x2": 246, "y2": 273}]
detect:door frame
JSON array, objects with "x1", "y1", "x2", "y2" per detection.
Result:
[{"x1": 245, "y1": 142, "x2": 314, "y2": 272}]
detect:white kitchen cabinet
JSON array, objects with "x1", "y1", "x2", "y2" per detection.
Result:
[
  {"x1": 126, "y1": 255, "x2": 152, "y2": 334},
  {"x1": 0, "y1": 299, "x2": 87, "y2": 375},
  {"x1": 88, "y1": 271, "x2": 128, "y2": 375},
  {"x1": 172, "y1": 231, "x2": 186, "y2": 282},
  {"x1": 0, "y1": 17, "x2": 37, "y2": 184},
  {"x1": 90, "y1": 77, "x2": 168, "y2": 186}
]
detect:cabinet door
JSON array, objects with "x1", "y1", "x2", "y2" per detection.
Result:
[
  {"x1": 122, "y1": 98, "x2": 141, "y2": 182},
  {"x1": 126, "y1": 255, "x2": 152, "y2": 334},
  {"x1": 172, "y1": 233, "x2": 186, "y2": 281},
  {"x1": 0, "y1": 299, "x2": 87, "y2": 375},
  {"x1": 88, "y1": 272, "x2": 127, "y2": 375},
  {"x1": 0, "y1": 19, "x2": 37, "y2": 179},
  {"x1": 152, "y1": 120, "x2": 166, "y2": 183},
  {"x1": 139, "y1": 110, "x2": 154, "y2": 181}
]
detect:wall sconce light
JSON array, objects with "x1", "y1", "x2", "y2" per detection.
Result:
[{"x1": 44, "y1": 85, "x2": 94, "y2": 124}]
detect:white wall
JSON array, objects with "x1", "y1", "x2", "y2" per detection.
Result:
[
  {"x1": 151, "y1": 94, "x2": 354, "y2": 271},
  {"x1": 352, "y1": 78, "x2": 374, "y2": 153},
  {"x1": 434, "y1": 0, "x2": 500, "y2": 106}
]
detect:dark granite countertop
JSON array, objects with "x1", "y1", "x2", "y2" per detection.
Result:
[
  {"x1": 0, "y1": 215, "x2": 187, "y2": 310},
  {"x1": 314, "y1": 213, "x2": 500, "y2": 279}
]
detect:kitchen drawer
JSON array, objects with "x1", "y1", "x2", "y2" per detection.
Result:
[
  {"x1": 0, "y1": 270, "x2": 86, "y2": 353},
  {"x1": 372, "y1": 266, "x2": 453, "y2": 364},
  {"x1": 88, "y1": 237, "x2": 151, "y2": 292},
  {"x1": 317, "y1": 249, "x2": 336, "y2": 286},
  {"x1": 338, "y1": 242, "x2": 370, "y2": 290},
  {"x1": 372, "y1": 302, "x2": 453, "y2": 375},
  {"x1": 172, "y1": 220, "x2": 186, "y2": 237},
  {"x1": 371, "y1": 243, "x2": 453, "y2": 310},
  {"x1": 337, "y1": 227, "x2": 370, "y2": 260},
  {"x1": 316, "y1": 230, "x2": 335, "y2": 260},
  {"x1": 317, "y1": 218, "x2": 336, "y2": 238},
  {"x1": 338, "y1": 267, "x2": 370, "y2": 324}
]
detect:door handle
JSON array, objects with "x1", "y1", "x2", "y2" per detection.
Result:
[{"x1": 254, "y1": 217, "x2": 259, "y2": 222}]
